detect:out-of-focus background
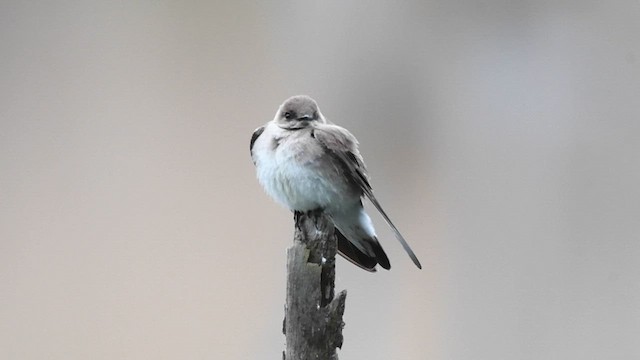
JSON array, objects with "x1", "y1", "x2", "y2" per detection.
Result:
[{"x1": 1, "y1": 1, "x2": 639, "y2": 359}]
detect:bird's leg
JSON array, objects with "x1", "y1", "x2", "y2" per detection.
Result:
[
  {"x1": 306, "y1": 208, "x2": 325, "y2": 231},
  {"x1": 293, "y1": 211, "x2": 303, "y2": 230}
]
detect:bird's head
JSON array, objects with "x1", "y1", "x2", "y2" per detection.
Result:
[{"x1": 274, "y1": 95, "x2": 325, "y2": 129}]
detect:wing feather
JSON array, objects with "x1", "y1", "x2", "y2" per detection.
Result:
[
  {"x1": 313, "y1": 124, "x2": 422, "y2": 269},
  {"x1": 249, "y1": 126, "x2": 265, "y2": 164}
]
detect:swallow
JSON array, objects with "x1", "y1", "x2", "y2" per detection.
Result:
[{"x1": 250, "y1": 95, "x2": 421, "y2": 271}]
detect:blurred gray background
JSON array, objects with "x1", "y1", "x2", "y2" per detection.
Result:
[{"x1": 1, "y1": 1, "x2": 639, "y2": 359}]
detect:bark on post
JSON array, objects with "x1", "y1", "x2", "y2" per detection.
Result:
[{"x1": 283, "y1": 211, "x2": 347, "y2": 360}]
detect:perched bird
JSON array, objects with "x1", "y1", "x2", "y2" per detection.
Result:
[{"x1": 250, "y1": 95, "x2": 421, "y2": 271}]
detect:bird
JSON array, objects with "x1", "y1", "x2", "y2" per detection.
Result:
[{"x1": 250, "y1": 95, "x2": 421, "y2": 271}]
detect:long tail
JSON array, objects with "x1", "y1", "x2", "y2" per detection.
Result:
[
  {"x1": 335, "y1": 229, "x2": 391, "y2": 271},
  {"x1": 365, "y1": 193, "x2": 422, "y2": 269}
]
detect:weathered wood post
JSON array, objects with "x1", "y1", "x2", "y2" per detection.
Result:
[{"x1": 283, "y1": 211, "x2": 347, "y2": 360}]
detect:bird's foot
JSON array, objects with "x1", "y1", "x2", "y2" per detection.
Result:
[
  {"x1": 293, "y1": 208, "x2": 326, "y2": 231},
  {"x1": 307, "y1": 208, "x2": 325, "y2": 231}
]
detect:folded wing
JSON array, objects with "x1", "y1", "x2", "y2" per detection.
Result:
[{"x1": 312, "y1": 124, "x2": 422, "y2": 269}]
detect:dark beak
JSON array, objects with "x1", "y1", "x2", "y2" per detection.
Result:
[{"x1": 297, "y1": 114, "x2": 312, "y2": 121}]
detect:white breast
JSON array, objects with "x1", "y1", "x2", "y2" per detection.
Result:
[{"x1": 252, "y1": 124, "x2": 354, "y2": 212}]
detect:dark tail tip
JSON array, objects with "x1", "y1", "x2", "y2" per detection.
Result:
[{"x1": 372, "y1": 242, "x2": 391, "y2": 270}]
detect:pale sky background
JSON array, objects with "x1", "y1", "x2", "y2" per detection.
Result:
[{"x1": 1, "y1": 1, "x2": 639, "y2": 359}]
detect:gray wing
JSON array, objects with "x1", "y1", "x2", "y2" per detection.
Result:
[
  {"x1": 312, "y1": 124, "x2": 422, "y2": 269},
  {"x1": 249, "y1": 126, "x2": 265, "y2": 164}
]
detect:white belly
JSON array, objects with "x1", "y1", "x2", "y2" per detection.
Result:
[
  {"x1": 256, "y1": 151, "x2": 335, "y2": 211},
  {"x1": 253, "y1": 127, "x2": 356, "y2": 212}
]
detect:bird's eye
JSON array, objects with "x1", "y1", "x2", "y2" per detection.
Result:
[{"x1": 284, "y1": 112, "x2": 292, "y2": 119}]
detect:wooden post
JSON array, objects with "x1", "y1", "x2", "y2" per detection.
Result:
[{"x1": 283, "y1": 211, "x2": 347, "y2": 360}]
